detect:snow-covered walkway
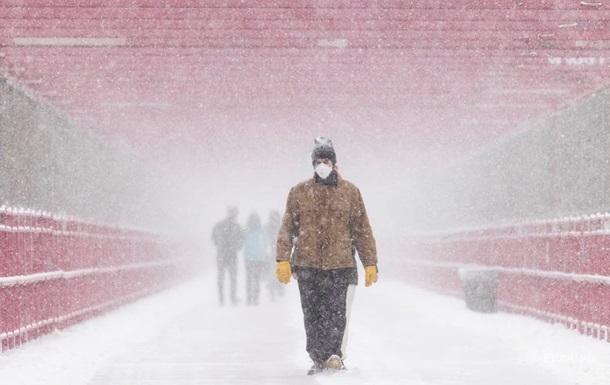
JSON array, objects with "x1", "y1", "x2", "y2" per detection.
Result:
[{"x1": 1, "y1": 271, "x2": 609, "y2": 385}]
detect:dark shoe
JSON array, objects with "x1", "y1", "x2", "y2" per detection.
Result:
[
  {"x1": 307, "y1": 361, "x2": 325, "y2": 375},
  {"x1": 325, "y1": 354, "x2": 344, "y2": 371}
]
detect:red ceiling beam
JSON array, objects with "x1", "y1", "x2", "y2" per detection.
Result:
[
  {"x1": 0, "y1": 0, "x2": 608, "y2": 10},
  {"x1": 0, "y1": 47, "x2": 584, "y2": 63},
  {"x1": 1, "y1": 6, "x2": 609, "y2": 23},
  {"x1": 1, "y1": 38, "x2": 608, "y2": 51},
  {"x1": 1, "y1": 17, "x2": 609, "y2": 33}
]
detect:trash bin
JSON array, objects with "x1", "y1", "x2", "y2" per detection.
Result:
[{"x1": 458, "y1": 268, "x2": 498, "y2": 313}]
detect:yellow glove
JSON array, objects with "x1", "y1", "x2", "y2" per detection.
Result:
[
  {"x1": 365, "y1": 265, "x2": 378, "y2": 287},
  {"x1": 276, "y1": 261, "x2": 292, "y2": 284}
]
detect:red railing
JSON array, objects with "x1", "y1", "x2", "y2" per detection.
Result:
[
  {"x1": 398, "y1": 213, "x2": 610, "y2": 343},
  {"x1": 0, "y1": 207, "x2": 195, "y2": 352}
]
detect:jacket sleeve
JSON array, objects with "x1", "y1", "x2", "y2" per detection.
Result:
[
  {"x1": 351, "y1": 187, "x2": 378, "y2": 267},
  {"x1": 276, "y1": 187, "x2": 298, "y2": 262}
]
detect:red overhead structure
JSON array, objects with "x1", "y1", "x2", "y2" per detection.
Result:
[{"x1": 0, "y1": 1, "x2": 609, "y2": 157}]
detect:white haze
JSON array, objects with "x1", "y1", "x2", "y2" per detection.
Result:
[{"x1": 148, "y1": 127, "x2": 457, "y2": 259}]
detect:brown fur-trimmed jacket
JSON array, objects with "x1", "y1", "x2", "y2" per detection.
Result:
[{"x1": 276, "y1": 177, "x2": 377, "y2": 270}]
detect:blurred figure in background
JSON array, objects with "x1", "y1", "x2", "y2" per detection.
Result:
[
  {"x1": 265, "y1": 210, "x2": 285, "y2": 301},
  {"x1": 212, "y1": 206, "x2": 244, "y2": 306},
  {"x1": 243, "y1": 212, "x2": 268, "y2": 306}
]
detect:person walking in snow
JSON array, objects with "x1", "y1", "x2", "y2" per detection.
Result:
[
  {"x1": 275, "y1": 136, "x2": 379, "y2": 375},
  {"x1": 212, "y1": 206, "x2": 244, "y2": 306},
  {"x1": 243, "y1": 212, "x2": 268, "y2": 306}
]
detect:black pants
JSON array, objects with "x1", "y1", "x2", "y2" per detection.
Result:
[
  {"x1": 296, "y1": 267, "x2": 351, "y2": 363},
  {"x1": 217, "y1": 253, "x2": 238, "y2": 305}
]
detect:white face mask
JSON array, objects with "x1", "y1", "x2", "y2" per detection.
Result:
[{"x1": 315, "y1": 163, "x2": 333, "y2": 179}]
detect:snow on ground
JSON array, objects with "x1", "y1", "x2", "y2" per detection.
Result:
[{"x1": 1, "y1": 271, "x2": 609, "y2": 385}]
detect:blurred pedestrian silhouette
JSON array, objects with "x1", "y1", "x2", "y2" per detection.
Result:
[
  {"x1": 265, "y1": 210, "x2": 285, "y2": 301},
  {"x1": 243, "y1": 212, "x2": 268, "y2": 306},
  {"x1": 212, "y1": 206, "x2": 244, "y2": 306}
]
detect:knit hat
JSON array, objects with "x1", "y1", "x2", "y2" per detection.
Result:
[{"x1": 311, "y1": 136, "x2": 337, "y2": 165}]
